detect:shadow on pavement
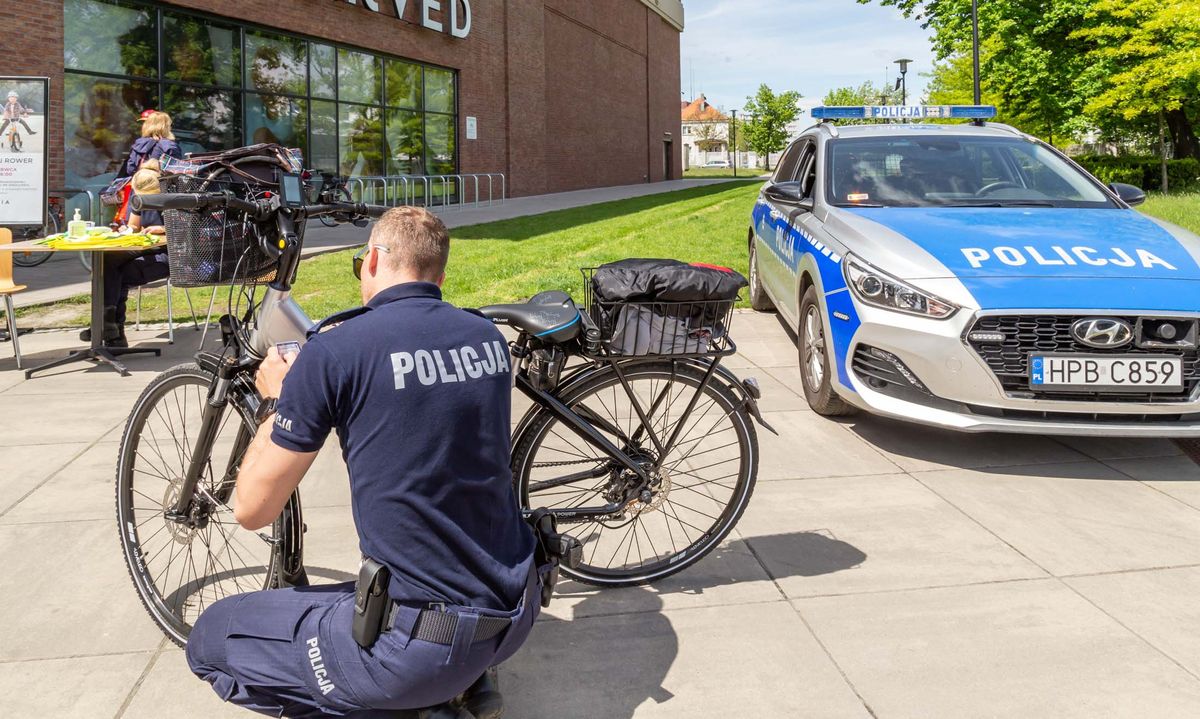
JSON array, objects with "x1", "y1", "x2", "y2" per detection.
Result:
[
  {"x1": 453, "y1": 183, "x2": 751, "y2": 243},
  {"x1": 504, "y1": 532, "x2": 864, "y2": 718}
]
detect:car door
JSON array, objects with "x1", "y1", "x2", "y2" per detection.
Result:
[
  {"x1": 755, "y1": 140, "x2": 806, "y2": 303},
  {"x1": 759, "y1": 139, "x2": 815, "y2": 318}
]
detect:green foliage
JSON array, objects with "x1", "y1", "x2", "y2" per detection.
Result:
[
  {"x1": 822, "y1": 82, "x2": 902, "y2": 125},
  {"x1": 743, "y1": 85, "x2": 801, "y2": 170},
  {"x1": 1074, "y1": 155, "x2": 1200, "y2": 191}
]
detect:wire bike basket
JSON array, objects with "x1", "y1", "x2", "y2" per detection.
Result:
[{"x1": 582, "y1": 266, "x2": 739, "y2": 358}]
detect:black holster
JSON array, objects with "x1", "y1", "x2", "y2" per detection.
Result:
[
  {"x1": 352, "y1": 557, "x2": 391, "y2": 648},
  {"x1": 526, "y1": 509, "x2": 583, "y2": 607}
]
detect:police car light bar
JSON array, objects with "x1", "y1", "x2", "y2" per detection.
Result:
[{"x1": 811, "y1": 105, "x2": 998, "y2": 121}]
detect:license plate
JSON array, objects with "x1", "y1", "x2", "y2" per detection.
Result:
[{"x1": 1030, "y1": 355, "x2": 1184, "y2": 391}]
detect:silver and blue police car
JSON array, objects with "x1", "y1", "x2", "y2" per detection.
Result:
[{"x1": 748, "y1": 105, "x2": 1200, "y2": 436}]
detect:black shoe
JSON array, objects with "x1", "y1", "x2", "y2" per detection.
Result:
[{"x1": 462, "y1": 667, "x2": 503, "y2": 719}]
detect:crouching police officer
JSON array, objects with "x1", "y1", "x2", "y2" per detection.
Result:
[{"x1": 186, "y1": 207, "x2": 538, "y2": 719}]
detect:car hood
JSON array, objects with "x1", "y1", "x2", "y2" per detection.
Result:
[{"x1": 835, "y1": 207, "x2": 1200, "y2": 282}]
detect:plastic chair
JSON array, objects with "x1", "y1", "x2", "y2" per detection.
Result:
[
  {"x1": 135, "y1": 278, "x2": 199, "y2": 344},
  {"x1": 0, "y1": 228, "x2": 25, "y2": 369}
]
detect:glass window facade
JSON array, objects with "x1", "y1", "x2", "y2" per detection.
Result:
[{"x1": 64, "y1": 0, "x2": 457, "y2": 193}]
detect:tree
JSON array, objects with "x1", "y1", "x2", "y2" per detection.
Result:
[
  {"x1": 743, "y1": 85, "x2": 801, "y2": 170},
  {"x1": 822, "y1": 82, "x2": 902, "y2": 124},
  {"x1": 1074, "y1": 0, "x2": 1200, "y2": 166},
  {"x1": 692, "y1": 122, "x2": 726, "y2": 152}
]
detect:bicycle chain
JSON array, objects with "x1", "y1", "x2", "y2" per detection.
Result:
[{"x1": 531, "y1": 458, "x2": 606, "y2": 468}]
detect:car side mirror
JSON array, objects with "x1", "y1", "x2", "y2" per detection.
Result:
[
  {"x1": 764, "y1": 181, "x2": 812, "y2": 210},
  {"x1": 1109, "y1": 182, "x2": 1146, "y2": 207}
]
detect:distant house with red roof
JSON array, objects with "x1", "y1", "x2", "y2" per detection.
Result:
[{"x1": 681, "y1": 94, "x2": 762, "y2": 171}]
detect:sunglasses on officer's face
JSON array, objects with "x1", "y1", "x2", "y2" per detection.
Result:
[{"x1": 352, "y1": 243, "x2": 390, "y2": 279}]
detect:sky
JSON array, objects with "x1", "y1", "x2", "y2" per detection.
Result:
[{"x1": 679, "y1": 0, "x2": 938, "y2": 117}]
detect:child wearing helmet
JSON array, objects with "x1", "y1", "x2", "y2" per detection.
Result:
[{"x1": 0, "y1": 90, "x2": 36, "y2": 136}]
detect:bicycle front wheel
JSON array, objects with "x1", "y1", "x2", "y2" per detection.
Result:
[
  {"x1": 512, "y1": 360, "x2": 758, "y2": 587},
  {"x1": 115, "y1": 362, "x2": 286, "y2": 646}
]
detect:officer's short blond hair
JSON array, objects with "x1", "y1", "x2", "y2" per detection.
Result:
[
  {"x1": 371, "y1": 206, "x2": 450, "y2": 280},
  {"x1": 131, "y1": 166, "x2": 160, "y2": 195}
]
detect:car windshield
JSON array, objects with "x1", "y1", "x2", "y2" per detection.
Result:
[{"x1": 826, "y1": 135, "x2": 1114, "y2": 208}]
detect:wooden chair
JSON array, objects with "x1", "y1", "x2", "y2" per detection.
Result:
[{"x1": 0, "y1": 228, "x2": 25, "y2": 369}]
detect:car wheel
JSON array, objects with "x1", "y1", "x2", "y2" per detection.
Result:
[
  {"x1": 798, "y1": 286, "x2": 857, "y2": 416},
  {"x1": 748, "y1": 237, "x2": 775, "y2": 312}
]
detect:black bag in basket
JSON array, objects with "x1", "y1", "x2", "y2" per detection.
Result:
[{"x1": 590, "y1": 259, "x2": 746, "y2": 356}]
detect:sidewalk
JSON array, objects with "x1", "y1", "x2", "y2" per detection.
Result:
[
  {"x1": 0, "y1": 313, "x2": 1198, "y2": 718},
  {"x1": 10, "y1": 178, "x2": 749, "y2": 309}
]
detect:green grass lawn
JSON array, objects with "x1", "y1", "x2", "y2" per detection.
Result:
[
  {"x1": 19, "y1": 180, "x2": 765, "y2": 328},
  {"x1": 683, "y1": 166, "x2": 769, "y2": 179},
  {"x1": 18, "y1": 184, "x2": 1199, "y2": 329},
  {"x1": 1142, "y1": 193, "x2": 1200, "y2": 234}
]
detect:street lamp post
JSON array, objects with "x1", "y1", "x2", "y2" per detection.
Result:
[
  {"x1": 731, "y1": 109, "x2": 738, "y2": 179},
  {"x1": 894, "y1": 58, "x2": 914, "y2": 106},
  {"x1": 971, "y1": 0, "x2": 982, "y2": 105}
]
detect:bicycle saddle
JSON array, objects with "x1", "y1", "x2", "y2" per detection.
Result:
[{"x1": 479, "y1": 290, "x2": 582, "y2": 343}]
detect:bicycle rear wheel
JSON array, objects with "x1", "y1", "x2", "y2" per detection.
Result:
[
  {"x1": 115, "y1": 362, "x2": 286, "y2": 646},
  {"x1": 12, "y1": 214, "x2": 55, "y2": 267},
  {"x1": 512, "y1": 360, "x2": 758, "y2": 587}
]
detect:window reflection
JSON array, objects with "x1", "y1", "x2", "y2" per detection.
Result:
[
  {"x1": 386, "y1": 109, "x2": 424, "y2": 175},
  {"x1": 64, "y1": 0, "x2": 157, "y2": 77},
  {"x1": 339, "y1": 104, "x2": 383, "y2": 177},
  {"x1": 246, "y1": 31, "x2": 307, "y2": 96},
  {"x1": 163, "y1": 12, "x2": 240, "y2": 88},
  {"x1": 164, "y1": 85, "x2": 242, "y2": 153},
  {"x1": 64, "y1": 73, "x2": 156, "y2": 186},
  {"x1": 425, "y1": 68, "x2": 455, "y2": 114},
  {"x1": 338, "y1": 49, "x2": 382, "y2": 105},
  {"x1": 247, "y1": 94, "x2": 307, "y2": 155},
  {"x1": 63, "y1": 0, "x2": 456, "y2": 187}
]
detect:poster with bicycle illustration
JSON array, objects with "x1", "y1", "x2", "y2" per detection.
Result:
[{"x1": 0, "y1": 77, "x2": 48, "y2": 228}]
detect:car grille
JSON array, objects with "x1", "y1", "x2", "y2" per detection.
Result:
[{"x1": 966, "y1": 315, "x2": 1200, "y2": 403}]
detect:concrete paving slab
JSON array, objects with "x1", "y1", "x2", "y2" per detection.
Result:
[
  {"x1": 1057, "y1": 435, "x2": 1183, "y2": 460},
  {"x1": 1066, "y1": 566, "x2": 1200, "y2": 678},
  {"x1": 725, "y1": 334, "x2": 798, "y2": 368},
  {"x1": 754, "y1": 411, "x2": 901, "y2": 481},
  {"x1": 121, "y1": 648, "x2": 245, "y2": 719},
  {"x1": 0, "y1": 652, "x2": 155, "y2": 718},
  {"x1": 541, "y1": 537, "x2": 779, "y2": 621},
  {"x1": 844, "y1": 414, "x2": 1090, "y2": 473},
  {"x1": 0, "y1": 520, "x2": 166, "y2": 660},
  {"x1": 796, "y1": 579, "x2": 1200, "y2": 718},
  {"x1": 740, "y1": 368, "x2": 808, "y2": 414},
  {"x1": 0, "y1": 441, "x2": 89, "y2": 516},
  {"x1": 0, "y1": 390, "x2": 133, "y2": 447},
  {"x1": 738, "y1": 476, "x2": 1044, "y2": 598},
  {"x1": 0, "y1": 441, "x2": 120, "y2": 523},
  {"x1": 504, "y1": 601, "x2": 871, "y2": 719},
  {"x1": 916, "y1": 462, "x2": 1200, "y2": 576},
  {"x1": 1105, "y1": 454, "x2": 1200, "y2": 510}
]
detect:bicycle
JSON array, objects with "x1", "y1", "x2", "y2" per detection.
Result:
[
  {"x1": 13, "y1": 196, "x2": 63, "y2": 268},
  {"x1": 5, "y1": 112, "x2": 24, "y2": 153},
  {"x1": 115, "y1": 166, "x2": 772, "y2": 646}
]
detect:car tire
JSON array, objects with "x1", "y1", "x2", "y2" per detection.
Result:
[
  {"x1": 798, "y1": 286, "x2": 857, "y2": 416},
  {"x1": 748, "y1": 237, "x2": 775, "y2": 312}
]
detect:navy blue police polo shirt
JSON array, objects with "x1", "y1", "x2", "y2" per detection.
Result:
[{"x1": 271, "y1": 281, "x2": 535, "y2": 611}]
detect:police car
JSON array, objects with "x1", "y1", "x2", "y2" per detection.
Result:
[{"x1": 748, "y1": 105, "x2": 1200, "y2": 436}]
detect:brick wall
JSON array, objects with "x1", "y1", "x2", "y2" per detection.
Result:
[
  {"x1": 17, "y1": 0, "x2": 680, "y2": 197},
  {"x1": 3, "y1": 0, "x2": 66, "y2": 186}
]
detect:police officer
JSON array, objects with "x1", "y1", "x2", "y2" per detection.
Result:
[{"x1": 186, "y1": 207, "x2": 538, "y2": 719}]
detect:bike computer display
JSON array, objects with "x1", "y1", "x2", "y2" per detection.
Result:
[{"x1": 278, "y1": 173, "x2": 304, "y2": 208}]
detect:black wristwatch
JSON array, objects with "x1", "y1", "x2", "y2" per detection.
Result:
[{"x1": 256, "y1": 397, "x2": 278, "y2": 425}]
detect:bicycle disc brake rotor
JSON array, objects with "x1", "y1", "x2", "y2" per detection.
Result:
[
  {"x1": 162, "y1": 479, "x2": 197, "y2": 544},
  {"x1": 624, "y1": 467, "x2": 672, "y2": 517}
]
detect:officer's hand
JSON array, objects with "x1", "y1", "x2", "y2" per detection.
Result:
[{"x1": 256, "y1": 346, "x2": 295, "y2": 399}]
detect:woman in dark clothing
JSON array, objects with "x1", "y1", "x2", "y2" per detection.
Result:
[{"x1": 116, "y1": 110, "x2": 182, "y2": 224}]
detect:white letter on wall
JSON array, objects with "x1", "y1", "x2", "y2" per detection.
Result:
[
  {"x1": 422, "y1": 0, "x2": 444, "y2": 32},
  {"x1": 451, "y1": 0, "x2": 472, "y2": 38},
  {"x1": 393, "y1": 0, "x2": 409, "y2": 20}
]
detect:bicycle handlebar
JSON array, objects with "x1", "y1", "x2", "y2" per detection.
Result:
[{"x1": 131, "y1": 192, "x2": 388, "y2": 221}]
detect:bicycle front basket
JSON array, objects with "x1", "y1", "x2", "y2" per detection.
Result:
[{"x1": 161, "y1": 174, "x2": 277, "y2": 288}]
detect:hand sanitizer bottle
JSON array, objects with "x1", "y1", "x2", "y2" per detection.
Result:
[{"x1": 68, "y1": 208, "x2": 87, "y2": 238}]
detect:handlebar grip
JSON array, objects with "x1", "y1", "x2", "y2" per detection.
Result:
[
  {"x1": 361, "y1": 203, "x2": 389, "y2": 219},
  {"x1": 132, "y1": 193, "x2": 210, "y2": 212}
]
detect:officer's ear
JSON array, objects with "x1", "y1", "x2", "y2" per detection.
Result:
[{"x1": 434, "y1": 271, "x2": 446, "y2": 288}]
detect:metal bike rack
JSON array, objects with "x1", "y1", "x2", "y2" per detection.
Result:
[{"x1": 340, "y1": 173, "x2": 506, "y2": 209}]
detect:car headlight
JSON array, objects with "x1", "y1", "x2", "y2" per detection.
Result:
[{"x1": 844, "y1": 255, "x2": 959, "y2": 319}]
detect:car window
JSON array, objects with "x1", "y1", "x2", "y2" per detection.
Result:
[
  {"x1": 826, "y1": 135, "x2": 1114, "y2": 208},
  {"x1": 773, "y1": 141, "x2": 804, "y2": 183}
]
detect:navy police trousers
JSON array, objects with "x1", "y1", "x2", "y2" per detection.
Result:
[{"x1": 186, "y1": 569, "x2": 540, "y2": 718}]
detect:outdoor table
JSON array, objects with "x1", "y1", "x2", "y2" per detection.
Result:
[{"x1": 0, "y1": 237, "x2": 164, "y2": 378}]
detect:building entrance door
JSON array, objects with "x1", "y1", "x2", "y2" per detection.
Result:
[{"x1": 664, "y1": 140, "x2": 674, "y2": 180}]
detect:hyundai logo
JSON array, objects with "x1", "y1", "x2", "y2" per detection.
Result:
[{"x1": 1071, "y1": 318, "x2": 1134, "y2": 348}]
